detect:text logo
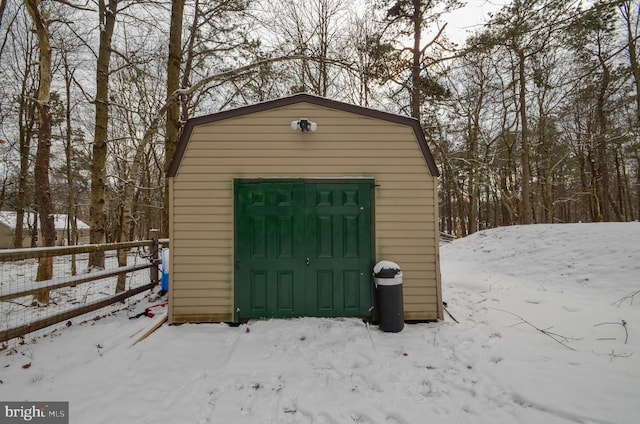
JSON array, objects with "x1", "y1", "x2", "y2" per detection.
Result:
[{"x1": 1, "y1": 402, "x2": 68, "y2": 423}]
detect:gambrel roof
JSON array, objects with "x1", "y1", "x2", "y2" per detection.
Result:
[{"x1": 167, "y1": 93, "x2": 439, "y2": 177}]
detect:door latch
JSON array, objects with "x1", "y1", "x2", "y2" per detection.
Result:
[{"x1": 306, "y1": 258, "x2": 310, "y2": 266}]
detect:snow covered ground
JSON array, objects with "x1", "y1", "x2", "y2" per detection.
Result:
[{"x1": 1, "y1": 223, "x2": 638, "y2": 424}]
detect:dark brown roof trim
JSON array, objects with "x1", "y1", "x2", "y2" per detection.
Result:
[{"x1": 167, "y1": 93, "x2": 440, "y2": 177}]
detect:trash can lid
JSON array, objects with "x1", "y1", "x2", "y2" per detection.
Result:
[{"x1": 373, "y1": 260, "x2": 401, "y2": 278}]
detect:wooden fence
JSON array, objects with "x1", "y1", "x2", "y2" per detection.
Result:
[
  {"x1": 0, "y1": 231, "x2": 168, "y2": 343},
  {"x1": 440, "y1": 232, "x2": 456, "y2": 243}
]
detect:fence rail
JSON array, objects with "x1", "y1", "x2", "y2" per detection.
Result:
[
  {"x1": 0, "y1": 240, "x2": 155, "y2": 261},
  {"x1": 0, "y1": 263, "x2": 153, "y2": 302},
  {"x1": 0, "y1": 232, "x2": 168, "y2": 343},
  {"x1": 0, "y1": 281, "x2": 156, "y2": 343},
  {"x1": 439, "y1": 232, "x2": 456, "y2": 242}
]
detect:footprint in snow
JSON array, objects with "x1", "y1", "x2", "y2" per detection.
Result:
[
  {"x1": 316, "y1": 412, "x2": 339, "y2": 424},
  {"x1": 207, "y1": 388, "x2": 220, "y2": 407},
  {"x1": 562, "y1": 305, "x2": 583, "y2": 312},
  {"x1": 489, "y1": 355, "x2": 504, "y2": 364},
  {"x1": 385, "y1": 412, "x2": 410, "y2": 424},
  {"x1": 349, "y1": 411, "x2": 375, "y2": 423},
  {"x1": 281, "y1": 399, "x2": 314, "y2": 424}
]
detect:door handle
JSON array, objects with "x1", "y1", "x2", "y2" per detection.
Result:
[{"x1": 306, "y1": 258, "x2": 310, "y2": 266}]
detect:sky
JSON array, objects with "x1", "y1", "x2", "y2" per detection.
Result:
[
  {"x1": 0, "y1": 221, "x2": 638, "y2": 423},
  {"x1": 446, "y1": 0, "x2": 506, "y2": 43}
]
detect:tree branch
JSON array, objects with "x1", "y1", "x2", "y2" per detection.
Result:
[
  {"x1": 612, "y1": 290, "x2": 640, "y2": 307},
  {"x1": 594, "y1": 320, "x2": 629, "y2": 344},
  {"x1": 494, "y1": 308, "x2": 579, "y2": 351}
]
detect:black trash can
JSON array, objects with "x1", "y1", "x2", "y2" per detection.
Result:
[{"x1": 374, "y1": 261, "x2": 404, "y2": 332}]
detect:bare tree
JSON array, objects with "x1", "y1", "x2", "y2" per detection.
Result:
[
  {"x1": 60, "y1": 43, "x2": 79, "y2": 272},
  {"x1": 24, "y1": 0, "x2": 56, "y2": 303},
  {"x1": 618, "y1": 0, "x2": 640, "y2": 220},
  {"x1": 620, "y1": 0, "x2": 640, "y2": 129},
  {"x1": 567, "y1": 1, "x2": 623, "y2": 222},
  {"x1": 259, "y1": 0, "x2": 351, "y2": 97},
  {"x1": 4, "y1": 7, "x2": 39, "y2": 248},
  {"x1": 162, "y1": 0, "x2": 184, "y2": 238},
  {"x1": 371, "y1": 0, "x2": 461, "y2": 119},
  {"x1": 89, "y1": 0, "x2": 118, "y2": 269},
  {"x1": 472, "y1": 0, "x2": 579, "y2": 224}
]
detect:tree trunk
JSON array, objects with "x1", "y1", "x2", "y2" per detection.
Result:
[
  {"x1": 586, "y1": 145, "x2": 601, "y2": 221},
  {"x1": 621, "y1": 1, "x2": 640, "y2": 128},
  {"x1": 14, "y1": 44, "x2": 37, "y2": 249},
  {"x1": 410, "y1": 0, "x2": 422, "y2": 120},
  {"x1": 318, "y1": 0, "x2": 330, "y2": 97},
  {"x1": 595, "y1": 45, "x2": 611, "y2": 222},
  {"x1": 577, "y1": 144, "x2": 589, "y2": 221},
  {"x1": 30, "y1": 211, "x2": 38, "y2": 248},
  {"x1": 117, "y1": 140, "x2": 146, "y2": 292},
  {"x1": 467, "y1": 98, "x2": 482, "y2": 234},
  {"x1": 180, "y1": 0, "x2": 199, "y2": 126},
  {"x1": 89, "y1": 0, "x2": 118, "y2": 269},
  {"x1": 537, "y1": 96, "x2": 554, "y2": 224},
  {"x1": 24, "y1": 0, "x2": 55, "y2": 304},
  {"x1": 620, "y1": 2, "x2": 640, "y2": 221},
  {"x1": 517, "y1": 49, "x2": 533, "y2": 224},
  {"x1": 611, "y1": 148, "x2": 625, "y2": 221},
  {"x1": 622, "y1": 155, "x2": 634, "y2": 220},
  {"x1": 504, "y1": 144, "x2": 517, "y2": 225},
  {"x1": 637, "y1": 157, "x2": 640, "y2": 220},
  {"x1": 443, "y1": 164, "x2": 453, "y2": 234},
  {"x1": 63, "y1": 51, "x2": 78, "y2": 274},
  {"x1": 163, "y1": 0, "x2": 185, "y2": 238},
  {"x1": 0, "y1": 0, "x2": 7, "y2": 24}
]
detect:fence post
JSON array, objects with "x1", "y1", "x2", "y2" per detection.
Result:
[{"x1": 150, "y1": 229, "x2": 160, "y2": 285}]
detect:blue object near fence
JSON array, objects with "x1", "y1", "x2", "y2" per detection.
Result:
[{"x1": 161, "y1": 248, "x2": 170, "y2": 292}]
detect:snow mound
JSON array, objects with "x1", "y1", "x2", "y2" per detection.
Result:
[{"x1": 443, "y1": 222, "x2": 640, "y2": 293}]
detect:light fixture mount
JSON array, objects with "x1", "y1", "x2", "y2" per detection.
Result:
[{"x1": 291, "y1": 118, "x2": 317, "y2": 133}]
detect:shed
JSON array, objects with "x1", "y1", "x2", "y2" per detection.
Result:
[
  {"x1": 166, "y1": 93, "x2": 442, "y2": 324},
  {"x1": 0, "y1": 211, "x2": 90, "y2": 248}
]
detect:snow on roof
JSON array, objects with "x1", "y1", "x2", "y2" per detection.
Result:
[{"x1": 0, "y1": 211, "x2": 89, "y2": 230}]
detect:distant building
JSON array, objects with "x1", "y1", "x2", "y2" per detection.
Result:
[{"x1": 0, "y1": 211, "x2": 90, "y2": 249}]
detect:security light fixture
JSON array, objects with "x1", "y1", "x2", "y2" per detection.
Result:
[{"x1": 291, "y1": 118, "x2": 317, "y2": 133}]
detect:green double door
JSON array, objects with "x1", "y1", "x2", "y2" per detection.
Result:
[{"x1": 235, "y1": 179, "x2": 374, "y2": 320}]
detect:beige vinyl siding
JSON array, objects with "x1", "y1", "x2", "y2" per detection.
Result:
[
  {"x1": 170, "y1": 102, "x2": 441, "y2": 323},
  {"x1": 0, "y1": 225, "x2": 14, "y2": 249}
]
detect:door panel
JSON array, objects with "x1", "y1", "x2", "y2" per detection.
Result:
[
  {"x1": 276, "y1": 216, "x2": 294, "y2": 258},
  {"x1": 305, "y1": 183, "x2": 372, "y2": 317},
  {"x1": 249, "y1": 271, "x2": 267, "y2": 313},
  {"x1": 250, "y1": 216, "x2": 266, "y2": 258},
  {"x1": 236, "y1": 182, "x2": 305, "y2": 318},
  {"x1": 236, "y1": 180, "x2": 373, "y2": 320},
  {"x1": 343, "y1": 215, "x2": 360, "y2": 258},
  {"x1": 276, "y1": 271, "x2": 294, "y2": 310},
  {"x1": 316, "y1": 270, "x2": 334, "y2": 311},
  {"x1": 343, "y1": 270, "x2": 360, "y2": 310}
]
